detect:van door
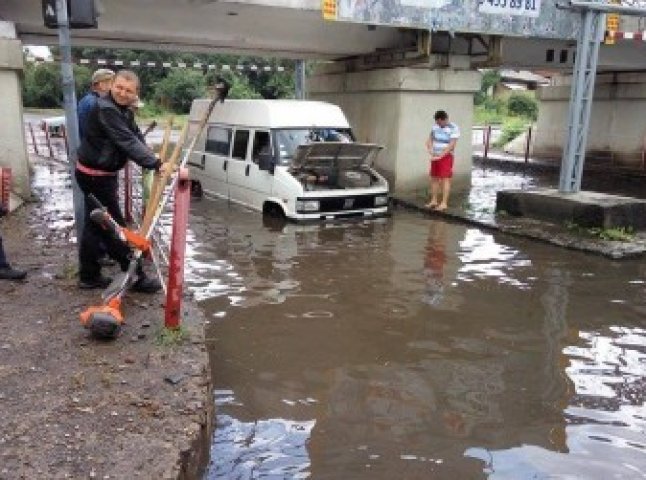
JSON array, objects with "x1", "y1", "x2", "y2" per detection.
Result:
[
  {"x1": 202, "y1": 125, "x2": 232, "y2": 198},
  {"x1": 227, "y1": 128, "x2": 251, "y2": 206},
  {"x1": 248, "y1": 130, "x2": 274, "y2": 211}
]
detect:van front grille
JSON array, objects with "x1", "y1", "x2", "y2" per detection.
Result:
[{"x1": 297, "y1": 195, "x2": 376, "y2": 213}]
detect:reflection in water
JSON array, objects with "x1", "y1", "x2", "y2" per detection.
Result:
[
  {"x1": 188, "y1": 199, "x2": 646, "y2": 479},
  {"x1": 210, "y1": 390, "x2": 314, "y2": 479}
]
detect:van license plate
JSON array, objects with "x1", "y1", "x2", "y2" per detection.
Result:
[{"x1": 343, "y1": 198, "x2": 354, "y2": 209}]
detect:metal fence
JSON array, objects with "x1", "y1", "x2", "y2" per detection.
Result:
[{"x1": 473, "y1": 124, "x2": 646, "y2": 172}]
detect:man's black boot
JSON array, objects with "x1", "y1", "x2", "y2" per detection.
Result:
[
  {"x1": 78, "y1": 275, "x2": 112, "y2": 290},
  {"x1": 0, "y1": 266, "x2": 27, "y2": 281},
  {"x1": 132, "y1": 273, "x2": 162, "y2": 294}
]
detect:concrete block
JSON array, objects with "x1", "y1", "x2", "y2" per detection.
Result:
[
  {"x1": 0, "y1": 39, "x2": 24, "y2": 71},
  {"x1": 0, "y1": 21, "x2": 17, "y2": 39},
  {"x1": 496, "y1": 189, "x2": 646, "y2": 230}
]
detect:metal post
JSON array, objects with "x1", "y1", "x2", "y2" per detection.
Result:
[
  {"x1": 28, "y1": 123, "x2": 39, "y2": 156},
  {"x1": 56, "y1": 0, "x2": 85, "y2": 239},
  {"x1": 558, "y1": 8, "x2": 604, "y2": 193},
  {"x1": 525, "y1": 126, "x2": 533, "y2": 163},
  {"x1": 61, "y1": 125, "x2": 70, "y2": 159},
  {"x1": 124, "y1": 163, "x2": 133, "y2": 224},
  {"x1": 295, "y1": 59, "x2": 306, "y2": 99},
  {"x1": 45, "y1": 125, "x2": 54, "y2": 159},
  {"x1": 483, "y1": 125, "x2": 492, "y2": 161},
  {"x1": 164, "y1": 168, "x2": 191, "y2": 330}
]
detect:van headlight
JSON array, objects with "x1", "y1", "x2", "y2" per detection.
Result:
[
  {"x1": 296, "y1": 200, "x2": 320, "y2": 212},
  {"x1": 374, "y1": 195, "x2": 389, "y2": 207}
]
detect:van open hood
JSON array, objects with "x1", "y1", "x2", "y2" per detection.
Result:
[{"x1": 291, "y1": 142, "x2": 383, "y2": 170}]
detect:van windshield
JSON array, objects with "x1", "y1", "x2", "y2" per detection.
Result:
[{"x1": 275, "y1": 128, "x2": 354, "y2": 165}]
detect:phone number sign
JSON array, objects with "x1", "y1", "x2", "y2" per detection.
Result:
[
  {"x1": 333, "y1": 0, "x2": 577, "y2": 40},
  {"x1": 479, "y1": 0, "x2": 541, "y2": 18}
]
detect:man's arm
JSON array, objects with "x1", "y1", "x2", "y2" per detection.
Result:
[
  {"x1": 425, "y1": 135, "x2": 433, "y2": 156},
  {"x1": 99, "y1": 107, "x2": 160, "y2": 170},
  {"x1": 433, "y1": 138, "x2": 457, "y2": 160},
  {"x1": 432, "y1": 124, "x2": 460, "y2": 160}
]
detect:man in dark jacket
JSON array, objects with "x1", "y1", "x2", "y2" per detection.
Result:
[
  {"x1": 76, "y1": 69, "x2": 170, "y2": 291},
  {"x1": 78, "y1": 68, "x2": 115, "y2": 141}
]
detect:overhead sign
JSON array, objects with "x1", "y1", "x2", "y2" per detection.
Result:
[
  {"x1": 334, "y1": 0, "x2": 579, "y2": 40},
  {"x1": 478, "y1": 0, "x2": 542, "y2": 18},
  {"x1": 322, "y1": 0, "x2": 338, "y2": 20}
]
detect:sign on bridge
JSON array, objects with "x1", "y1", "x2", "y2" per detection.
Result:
[{"x1": 332, "y1": 0, "x2": 580, "y2": 40}]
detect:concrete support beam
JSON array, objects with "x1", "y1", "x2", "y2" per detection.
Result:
[
  {"x1": 308, "y1": 65, "x2": 481, "y2": 194},
  {"x1": 0, "y1": 22, "x2": 29, "y2": 199},
  {"x1": 534, "y1": 72, "x2": 646, "y2": 170}
]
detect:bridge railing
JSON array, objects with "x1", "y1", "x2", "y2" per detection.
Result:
[{"x1": 474, "y1": 124, "x2": 646, "y2": 172}]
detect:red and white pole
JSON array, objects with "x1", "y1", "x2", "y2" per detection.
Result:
[
  {"x1": 1, "y1": 168, "x2": 11, "y2": 211},
  {"x1": 164, "y1": 167, "x2": 191, "y2": 329}
]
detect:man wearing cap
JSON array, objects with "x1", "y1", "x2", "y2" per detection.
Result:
[
  {"x1": 78, "y1": 69, "x2": 115, "y2": 141},
  {"x1": 76, "y1": 69, "x2": 171, "y2": 291}
]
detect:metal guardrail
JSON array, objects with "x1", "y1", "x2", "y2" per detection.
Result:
[{"x1": 122, "y1": 162, "x2": 191, "y2": 329}]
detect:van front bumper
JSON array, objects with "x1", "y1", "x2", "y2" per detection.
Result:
[{"x1": 288, "y1": 206, "x2": 389, "y2": 222}]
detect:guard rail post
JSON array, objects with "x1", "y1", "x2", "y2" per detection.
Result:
[
  {"x1": 164, "y1": 167, "x2": 191, "y2": 329},
  {"x1": 61, "y1": 125, "x2": 70, "y2": 159},
  {"x1": 45, "y1": 126, "x2": 54, "y2": 159},
  {"x1": 524, "y1": 126, "x2": 533, "y2": 164},
  {"x1": 28, "y1": 123, "x2": 39, "y2": 156},
  {"x1": 483, "y1": 125, "x2": 492, "y2": 161}
]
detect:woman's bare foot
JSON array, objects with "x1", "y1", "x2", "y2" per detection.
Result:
[
  {"x1": 425, "y1": 201, "x2": 438, "y2": 209},
  {"x1": 435, "y1": 203, "x2": 448, "y2": 212}
]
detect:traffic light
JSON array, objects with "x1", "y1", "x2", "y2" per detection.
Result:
[{"x1": 42, "y1": 0, "x2": 98, "y2": 29}]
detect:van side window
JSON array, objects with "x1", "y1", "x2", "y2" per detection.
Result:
[
  {"x1": 232, "y1": 129, "x2": 250, "y2": 161},
  {"x1": 205, "y1": 126, "x2": 231, "y2": 156},
  {"x1": 252, "y1": 131, "x2": 271, "y2": 164}
]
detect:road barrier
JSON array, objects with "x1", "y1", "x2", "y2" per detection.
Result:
[
  {"x1": 121, "y1": 159, "x2": 191, "y2": 330},
  {"x1": 1, "y1": 167, "x2": 11, "y2": 211},
  {"x1": 24, "y1": 122, "x2": 68, "y2": 162}
]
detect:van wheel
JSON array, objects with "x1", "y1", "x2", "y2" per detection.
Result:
[
  {"x1": 190, "y1": 180, "x2": 203, "y2": 198},
  {"x1": 263, "y1": 202, "x2": 285, "y2": 218}
]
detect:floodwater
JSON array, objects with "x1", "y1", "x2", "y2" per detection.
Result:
[{"x1": 185, "y1": 187, "x2": 646, "y2": 479}]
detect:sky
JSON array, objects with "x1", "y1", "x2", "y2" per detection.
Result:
[{"x1": 26, "y1": 45, "x2": 52, "y2": 59}]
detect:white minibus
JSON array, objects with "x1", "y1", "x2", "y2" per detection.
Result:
[{"x1": 187, "y1": 99, "x2": 389, "y2": 221}]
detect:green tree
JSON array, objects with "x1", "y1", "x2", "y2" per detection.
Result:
[
  {"x1": 474, "y1": 70, "x2": 501, "y2": 105},
  {"x1": 153, "y1": 69, "x2": 206, "y2": 113},
  {"x1": 22, "y1": 62, "x2": 91, "y2": 108},
  {"x1": 507, "y1": 93, "x2": 538, "y2": 120}
]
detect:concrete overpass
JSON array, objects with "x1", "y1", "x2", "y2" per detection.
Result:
[{"x1": 1, "y1": 1, "x2": 646, "y2": 197}]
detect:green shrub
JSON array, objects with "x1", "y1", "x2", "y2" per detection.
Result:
[
  {"x1": 153, "y1": 69, "x2": 206, "y2": 114},
  {"x1": 474, "y1": 105, "x2": 504, "y2": 125},
  {"x1": 507, "y1": 93, "x2": 538, "y2": 120},
  {"x1": 494, "y1": 118, "x2": 528, "y2": 147}
]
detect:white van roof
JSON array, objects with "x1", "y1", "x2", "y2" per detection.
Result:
[{"x1": 189, "y1": 99, "x2": 351, "y2": 129}]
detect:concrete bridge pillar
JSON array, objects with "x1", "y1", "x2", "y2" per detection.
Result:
[
  {"x1": 308, "y1": 63, "x2": 481, "y2": 194},
  {"x1": 534, "y1": 72, "x2": 646, "y2": 171},
  {"x1": 0, "y1": 22, "x2": 29, "y2": 199}
]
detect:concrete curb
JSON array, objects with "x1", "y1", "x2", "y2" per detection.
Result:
[{"x1": 392, "y1": 197, "x2": 646, "y2": 260}]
